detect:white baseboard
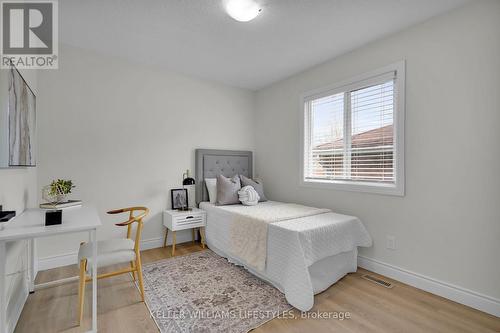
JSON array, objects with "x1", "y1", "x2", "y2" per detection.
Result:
[
  {"x1": 358, "y1": 255, "x2": 500, "y2": 318},
  {"x1": 37, "y1": 252, "x2": 79, "y2": 271},
  {"x1": 140, "y1": 237, "x2": 165, "y2": 251},
  {"x1": 140, "y1": 232, "x2": 198, "y2": 251},
  {"x1": 37, "y1": 232, "x2": 194, "y2": 271}
]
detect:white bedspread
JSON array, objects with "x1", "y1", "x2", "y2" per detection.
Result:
[
  {"x1": 222, "y1": 202, "x2": 330, "y2": 271},
  {"x1": 200, "y1": 201, "x2": 372, "y2": 311}
]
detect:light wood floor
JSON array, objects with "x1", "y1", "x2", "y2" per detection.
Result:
[{"x1": 15, "y1": 242, "x2": 500, "y2": 333}]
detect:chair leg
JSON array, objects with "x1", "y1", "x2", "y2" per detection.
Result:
[
  {"x1": 130, "y1": 261, "x2": 136, "y2": 281},
  {"x1": 78, "y1": 259, "x2": 87, "y2": 325},
  {"x1": 135, "y1": 253, "x2": 145, "y2": 302},
  {"x1": 191, "y1": 228, "x2": 195, "y2": 243}
]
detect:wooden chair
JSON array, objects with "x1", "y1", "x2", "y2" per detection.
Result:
[{"x1": 77, "y1": 206, "x2": 149, "y2": 325}]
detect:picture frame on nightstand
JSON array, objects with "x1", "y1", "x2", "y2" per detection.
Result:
[{"x1": 170, "y1": 188, "x2": 189, "y2": 210}]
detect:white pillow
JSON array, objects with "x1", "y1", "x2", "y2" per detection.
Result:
[
  {"x1": 205, "y1": 178, "x2": 217, "y2": 204},
  {"x1": 238, "y1": 185, "x2": 260, "y2": 206}
]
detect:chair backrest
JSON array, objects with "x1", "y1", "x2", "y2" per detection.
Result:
[{"x1": 107, "y1": 206, "x2": 149, "y2": 252}]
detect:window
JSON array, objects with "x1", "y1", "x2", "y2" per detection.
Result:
[{"x1": 302, "y1": 62, "x2": 405, "y2": 195}]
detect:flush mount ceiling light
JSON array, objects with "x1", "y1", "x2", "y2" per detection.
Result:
[{"x1": 225, "y1": 0, "x2": 262, "y2": 22}]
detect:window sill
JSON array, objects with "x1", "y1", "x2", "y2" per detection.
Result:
[{"x1": 300, "y1": 179, "x2": 405, "y2": 196}]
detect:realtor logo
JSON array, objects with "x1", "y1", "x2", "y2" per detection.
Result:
[{"x1": 1, "y1": 0, "x2": 58, "y2": 69}]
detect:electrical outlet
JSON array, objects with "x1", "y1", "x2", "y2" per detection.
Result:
[{"x1": 386, "y1": 235, "x2": 396, "y2": 250}]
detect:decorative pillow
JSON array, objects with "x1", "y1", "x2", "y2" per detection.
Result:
[
  {"x1": 216, "y1": 175, "x2": 241, "y2": 205},
  {"x1": 204, "y1": 178, "x2": 217, "y2": 204},
  {"x1": 239, "y1": 175, "x2": 267, "y2": 202},
  {"x1": 238, "y1": 186, "x2": 260, "y2": 206}
]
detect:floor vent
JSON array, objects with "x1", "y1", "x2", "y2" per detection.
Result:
[{"x1": 361, "y1": 274, "x2": 394, "y2": 288}]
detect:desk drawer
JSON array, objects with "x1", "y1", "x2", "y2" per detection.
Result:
[
  {"x1": 4, "y1": 240, "x2": 28, "y2": 325},
  {"x1": 6, "y1": 240, "x2": 27, "y2": 276}
]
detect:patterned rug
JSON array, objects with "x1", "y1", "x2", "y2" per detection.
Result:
[{"x1": 141, "y1": 250, "x2": 292, "y2": 333}]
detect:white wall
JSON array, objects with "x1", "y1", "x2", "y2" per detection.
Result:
[
  {"x1": 255, "y1": 0, "x2": 500, "y2": 302},
  {"x1": 0, "y1": 70, "x2": 38, "y2": 215},
  {"x1": 36, "y1": 44, "x2": 255, "y2": 258}
]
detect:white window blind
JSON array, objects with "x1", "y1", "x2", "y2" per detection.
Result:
[{"x1": 304, "y1": 71, "x2": 398, "y2": 187}]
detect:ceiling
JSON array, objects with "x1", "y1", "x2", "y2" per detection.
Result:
[{"x1": 60, "y1": 0, "x2": 469, "y2": 90}]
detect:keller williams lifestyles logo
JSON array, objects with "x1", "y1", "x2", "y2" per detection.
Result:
[{"x1": 1, "y1": 0, "x2": 58, "y2": 69}]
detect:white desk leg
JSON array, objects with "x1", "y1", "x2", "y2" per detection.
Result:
[
  {"x1": 0, "y1": 241, "x2": 6, "y2": 333},
  {"x1": 29, "y1": 238, "x2": 36, "y2": 292},
  {"x1": 90, "y1": 229, "x2": 98, "y2": 332}
]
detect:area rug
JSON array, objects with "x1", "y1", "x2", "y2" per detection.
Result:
[{"x1": 141, "y1": 250, "x2": 292, "y2": 333}]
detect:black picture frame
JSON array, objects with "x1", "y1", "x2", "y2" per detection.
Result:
[{"x1": 171, "y1": 188, "x2": 188, "y2": 210}]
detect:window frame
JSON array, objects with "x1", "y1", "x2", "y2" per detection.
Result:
[{"x1": 299, "y1": 61, "x2": 405, "y2": 196}]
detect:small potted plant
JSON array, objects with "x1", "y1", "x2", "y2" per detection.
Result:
[{"x1": 43, "y1": 179, "x2": 75, "y2": 204}]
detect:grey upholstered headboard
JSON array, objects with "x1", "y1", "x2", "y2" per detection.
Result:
[{"x1": 195, "y1": 149, "x2": 253, "y2": 205}]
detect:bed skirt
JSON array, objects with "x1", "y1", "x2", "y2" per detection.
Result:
[{"x1": 207, "y1": 239, "x2": 357, "y2": 297}]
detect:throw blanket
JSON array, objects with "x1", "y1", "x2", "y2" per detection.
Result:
[
  {"x1": 223, "y1": 202, "x2": 331, "y2": 271},
  {"x1": 238, "y1": 186, "x2": 260, "y2": 206}
]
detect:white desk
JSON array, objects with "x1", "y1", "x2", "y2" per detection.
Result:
[{"x1": 0, "y1": 205, "x2": 101, "y2": 333}]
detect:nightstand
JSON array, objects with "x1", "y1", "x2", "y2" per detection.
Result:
[{"x1": 163, "y1": 208, "x2": 206, "y2": 256}]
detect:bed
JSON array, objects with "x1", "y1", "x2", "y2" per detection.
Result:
[{"x1": 195, "y1": 149, "x2": 372, "y2": 311}]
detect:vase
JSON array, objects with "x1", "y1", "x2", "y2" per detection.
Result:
[{"x1": 55, "y1": 193, "x2": 67, "y2": 203}]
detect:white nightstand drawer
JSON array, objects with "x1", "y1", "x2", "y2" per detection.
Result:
[
  {"x1": 174, "y1": 215, "x2": 204, "y2": 227},
  {"x1": 163, "y1": 209, "x2": 206, "y2": 231}
]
